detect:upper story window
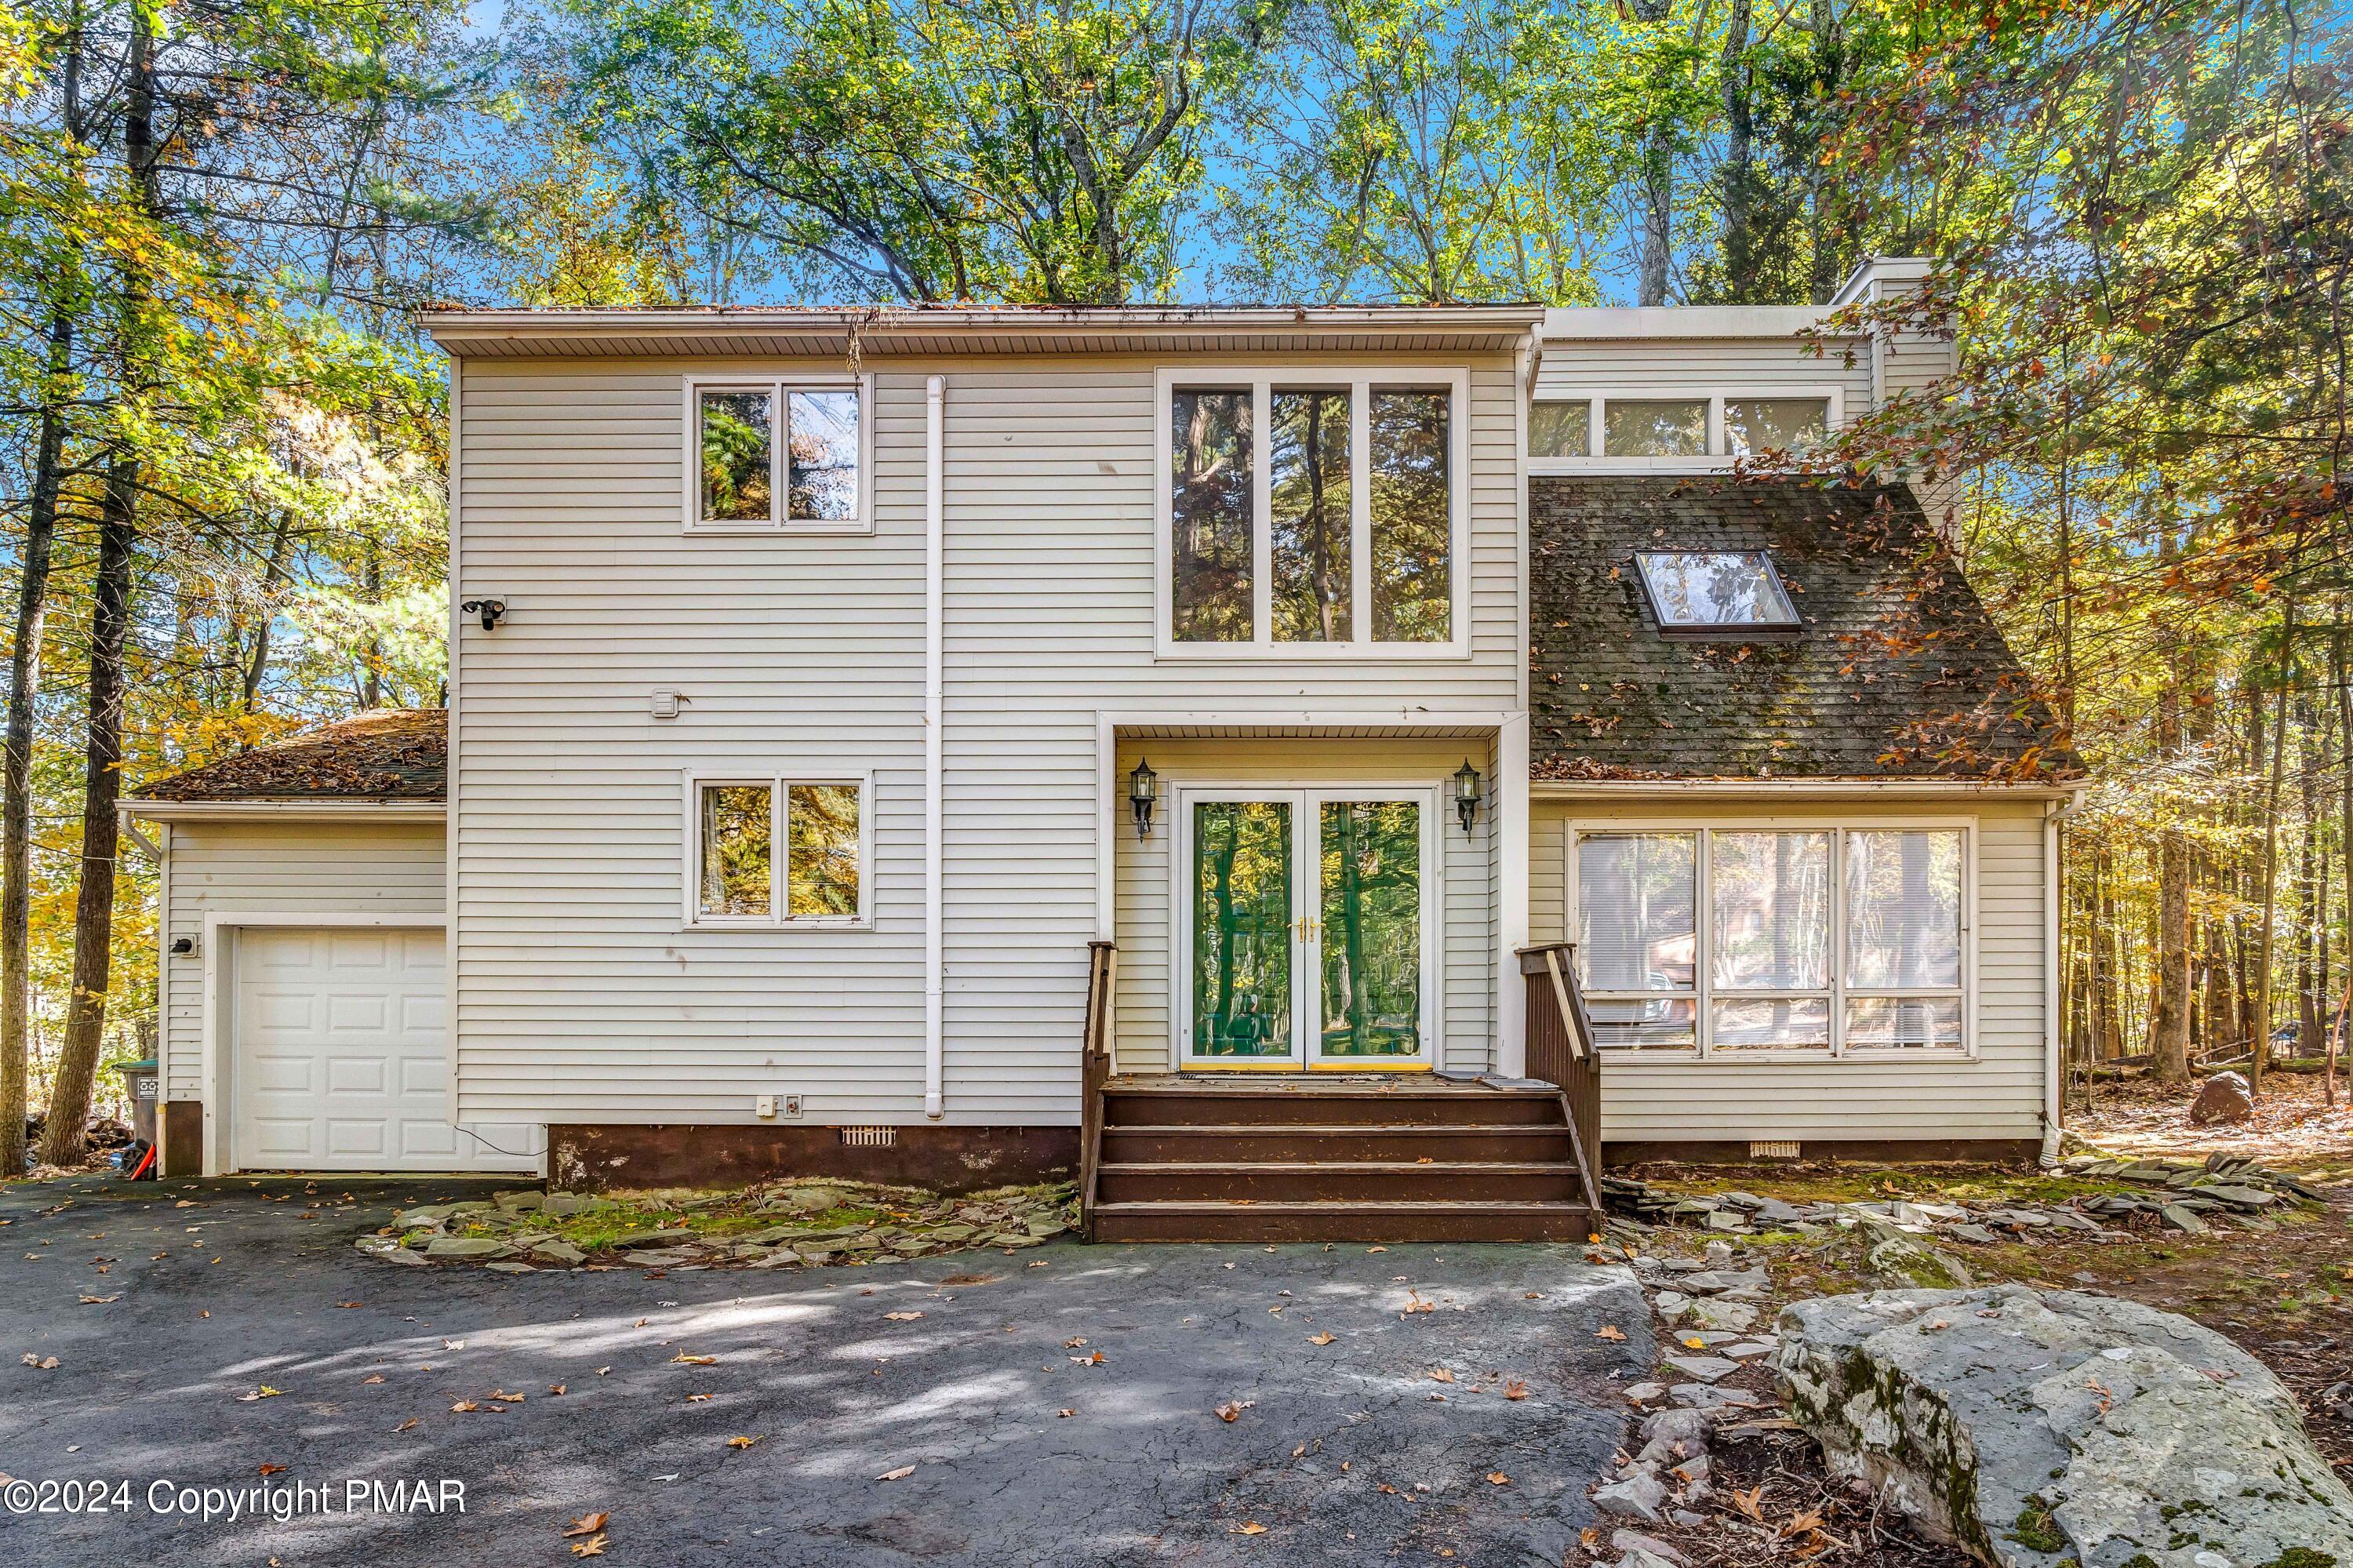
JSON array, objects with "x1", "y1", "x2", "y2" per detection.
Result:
[
  {"x1": 1159, "y1": 369, "x2": 1468, "y2": 657},
  {"x1": 1635, "y1": 551, "x2": 1800, "y2": 633},
  {"x1": 1573, "y1": 824, "x2": 1969, "y2": 1057},
  {"x1": 1527, "y1": 391, "x2": 1838, "y2": 467},
  {"x1": 686, "y1": 377, "x2": 868, "y2": 532}
]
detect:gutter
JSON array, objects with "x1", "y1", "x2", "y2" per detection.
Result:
[
  {"x1": 1532, "y1": 777, "x2": 2082, "y2": 800},
  {"x1": 925, "y1": 375, "x2": 946, "y2": 1121},
  {"x1": 119, "y1": 798, "x2": 446, "y2": 824}
]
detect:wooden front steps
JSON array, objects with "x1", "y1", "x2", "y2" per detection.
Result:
[{"x1": 1086, "y1": 1075, "x2": 1602, "y2": 1242}]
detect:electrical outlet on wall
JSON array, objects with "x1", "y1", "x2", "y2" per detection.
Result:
[
  {"x1": 780, "y1": 1094, "x2": 802, "y2": 1119},
  {"x1": 755, "y1": 1094, "x2": 776, "y2": 1119},
  {"x1": 755, "y1": 1093, "x2": 804, "y2": 1120}
]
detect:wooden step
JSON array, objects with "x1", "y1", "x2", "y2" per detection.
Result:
[
  {"x1": 1103, "y1": 1082, "x2": 1566, "y2": 1129},
  {"x1": 1089, "y1": 1199, "x2": 1601, "y2": 1243},
  {"x1": 1096, "y1": 1160, "x2": 1581, "y2": 1205},
  {"x1": 1101, "y1": 1122, "x2": 1573, "y2": 1164}
]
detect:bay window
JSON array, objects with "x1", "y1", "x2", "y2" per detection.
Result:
[
  {"x1": 1161, "y1": 369, "x2": 1467, "y2": 655},
  {"x1": 1573, "y1": 825, "x2": 1968, "y2": 1054}
]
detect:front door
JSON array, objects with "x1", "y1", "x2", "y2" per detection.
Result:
[{"x1": 1178, "y1": 788, "x2": 1435, "y2": 1071}]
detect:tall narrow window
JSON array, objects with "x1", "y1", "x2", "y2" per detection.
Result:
[
  {"x1": 787, "y1": 783, "x2": 861, "y2": 918},
  {"x1": 1271, "y1": 388, "x2": 1352, "y2": 642},
  {"x1": 1369, "y1": 389, "x2": 1451, "y2": 642},
  {"x1": 700, "y1": 391, "x2": 773, "y2": 523},
  {"x1": 699, "y1": 784, "x2": 773, "y2": 917},
  {"x1": 1576, "y1": 832, "x2": 1697, "y2": 1048},
  {"x1": 1846, "y1": 830, "x2": 1964, "y2": 1047},
  {"x1": 787, "y1": 391, "x2": 860, "y2": 522},
  {"x1": 1171, "y1": 388, "x2": 1253, "y2": 642},
  {"x1": 1709, "y1": 831, "x2": 1831, "y2": 1049}
]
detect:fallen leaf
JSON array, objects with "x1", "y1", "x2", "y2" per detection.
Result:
[
  {"x1": 335, "y1": 1301, "x2": 362, "y2": 1309},
  {"x1": 549, "y1": 1383, "x2": 566, "y2": 1395},
  {"x1": 78, "y1": 1295, "x2": 118, "y2": 1305},
  {"x1": 20, "y1": 1354, "x2": 56, "y2": 1370},
  {"x1": 1730, "y1": 1485, "x2": 1768, "y2": 1523},
  {"x1": 562, "y1": 1512, "x2": 608, "y2": 1538},
  {"x1": 1923, "y1": 1319, "x2": 1950, "y2": 1332},
  {"x1": 492, "y1": 1390, "x2": 525, "y2": 1404},
  {"x1": 1307, "y1": 1331, "x2": 1337, "y2": 1345},
  {"x1": 1367, "y1": 1246, "x2": 1387, "y2": 1253},
  {"x1": 1231, "y1": 1522, "x2": 1267, "y2": 1536},
  {"x1": 1595, "y1": 1325, "x2": 1626, "y2": 1342},
  {"x1": 1500, "y1": 1378, "x2": 1529, "y2": 1401},
  {"x1": 362, "y1": 1373, "x2": 386, "y2": 1385},
  {"x1": 595, "y1": 1366, "x2": 610, "y2": 1375},
  {"x1": 726, "y1": 1435, "x2": 762, "y2": 1450},
  {"x1": 1214, "y1": 1400, "x2": 1255, "y2": 1422},
  {"x1": 883, "y1": 1312, "x2": 925, "y2": 1322},
  {"x1": 1427, "y1": 1367, "x2": 1455, "y2": 1383},
  {"x1": 1056, "y1": 1408, "x2": 1075, "y2": 1417},
  {"x1": 1401, "y1": 1291, "x2": 1435, "y2": 1316},
  {"x1": 258, "y1": 1464, "x2": 287, "y2": 1476},
  {"x1": 569, "y1": 1535, "x2": 608, "y2": 1559},
  {"x1": 671, "y1": 1353, "x2": 717, "y2": 1366},
  {"x1": 237, "y1": 1386, "x2": 282, "y2": 1402},
  {"x1": 393, "y1": 1418, "x2": 419, "y2": 1432},
  {"x1": 449, "y1": 1400, "x2": 480, "y2": 1413},
  {"x1": 1064, "y1": 1337, "x2": 1088, "y2": 1348},
  {"x1": 686, "y1": 1393, "x2": 712, "y2": 1403},
  {"x1": 878, "y1": 1465, "x2": 915, "y2": 1482},
  {"x1": 1682, "y1": 1336, "x2": 1707, "y2": 1349},
  {"x1": 1486, "y1": 1472, "x2": 1510, "y2": 1486}
]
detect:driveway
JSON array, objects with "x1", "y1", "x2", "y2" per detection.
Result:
[{"x1": 0, "y1": 1174, "x2": 1651, "y2": 1566}]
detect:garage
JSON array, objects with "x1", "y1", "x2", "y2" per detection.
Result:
[{"x1": 227, "y1": 922, "x2": 535, "y2": 1173}]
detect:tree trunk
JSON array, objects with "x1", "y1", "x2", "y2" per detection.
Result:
[
  {"x1": 2251, "y1": 601, "x2": 2297, "y2": 1096},
  {"x1": 2, "y1": 308, "x2": 73, "y2": 1176},
  {"x1": 1717, "y1": 0, "x2": 1755, "y2": 295},
  {"x1": 36, "y1": 457, "x2": 133, "y2": 1166},
  {"x1": 1633, "y1": 0, "x2": 1674, "y2": 306}
]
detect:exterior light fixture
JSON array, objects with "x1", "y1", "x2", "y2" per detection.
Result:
[
  {"x1": 1453, "y1": 759, "x2": 1482, "y2": 836},
  {"x1": 460, "y1": 596, "x2": 507, "y2": 631},
  {"x1": 1129, "y1": 759, "x2": 1159, "y2": 838}
]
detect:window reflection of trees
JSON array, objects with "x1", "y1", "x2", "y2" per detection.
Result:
[{"x1": 1172, "y1": 390, "x2": 1253, "y2": 642}]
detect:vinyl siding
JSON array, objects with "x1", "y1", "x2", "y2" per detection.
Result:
[
  {"x1": 1530, "y1": 794, "x2": 2049, "y2": 1144},
  {"x1": 454, "y1": 353, "x2": 1522, "y2": 1128},
  {"x1": 1111, "y1": 736, "x2": 1497, "y2": 1076},
  {"x1": 1534, "y1": 337, "x2": 1874, "y2": 417},
  {"x1": 158, "y1": 819, "x2": 447, "y2": 1103}
]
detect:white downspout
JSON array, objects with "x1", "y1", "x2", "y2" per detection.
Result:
[
  {"x1": 2039, "y1": 790, "x2": 2086, "y2": 1166},
  {"x1": 925, "y1": 375, "x2": 946, "y2": 1121}
]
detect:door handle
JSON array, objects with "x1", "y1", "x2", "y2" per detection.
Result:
[{"x1": 1293, "y1": 916, "x2": 1319, "y2": 943}]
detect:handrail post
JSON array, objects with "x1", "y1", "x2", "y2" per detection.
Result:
[
  {"x1": 1515, "y1": 942, "x2": 1603, "y2": 1224},
  {"x1": 1079, "y1": 940, "x2": 1115, "y2": 1240}
]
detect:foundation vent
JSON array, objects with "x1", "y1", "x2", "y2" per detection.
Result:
[
  {"x1": 1749, "y1": 1140, "x2": 1801, "y2": 1160},
  {"x1": 838, "y1": 1126, "x2": 897, "y2": 1148}
]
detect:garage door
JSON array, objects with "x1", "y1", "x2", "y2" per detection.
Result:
[{"x1": 231, "y1": 926, "x2": 536, "y2": 1173}]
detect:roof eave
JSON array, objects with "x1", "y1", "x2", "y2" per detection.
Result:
[
  {"x1": 121, "y1": 798, "x2": 446, "y2": 823},
  {"x1": 1531, "y1": 777, "x2": 2083, "y2": 799}
]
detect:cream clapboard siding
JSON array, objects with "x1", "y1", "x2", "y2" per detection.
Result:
[
  {"x1": 455, "y1": 354, "x2": 1522, "y2": 1128},
  {"x1": 1529, "y1": 794, "x2": 2049, "y2": 1143},
  {"x1": 1534, "y1": 336, "x2": 1874, "y2": 417},
  {"x1": 158, "y1": 819, "x2": 447, "y2": 1102},
  {"x1": 1111, "y1": 736, "x2": 1497, "y2": 1076}
]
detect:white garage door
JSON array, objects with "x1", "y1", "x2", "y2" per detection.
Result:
[{"x1": 231, "y1": 926, "x2": 537, "y2": 1173}]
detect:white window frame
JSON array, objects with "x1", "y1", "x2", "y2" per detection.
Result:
[
  {"x1": 682, "y1": 373, "x2": 875, "y2": 534},
  {"x1": 682, "y1": 769, "x2": 875, "y2": 929},
  {"x1": 1525, "y1": 387, "x2": 1844, "y2": 475},
  {"x1": 1564, "y1": 817, "x2": 1975, "y2": 1060},
  {"x1": 1154, "y1": 366, "x2": 1471, "y2": 660}
]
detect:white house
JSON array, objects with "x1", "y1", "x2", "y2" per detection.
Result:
[{"x1": 124, "y1": 259, "x2": 2078, "y2": 1240}]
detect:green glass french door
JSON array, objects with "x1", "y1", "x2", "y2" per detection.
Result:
[{"x1": 1179, "y1": 788, "x2": 1435, "y2": 1070}]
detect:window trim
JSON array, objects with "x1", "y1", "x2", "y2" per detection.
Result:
[
  {"x1": 1525, "y1": 387, "x2": 1843, "y2": 474},
  {"x1": 682, "y1": 373, "x2": 875, "y2": 535},
  {"x1": 1564, "y1": 816, "x2": 1976, "y2": 1060},
  {"x1": 1153, "y1": 366, "x2": 1471, "y2": 660},
  {"x1": 682, "y1": 769, "x2": 875, "y2": 929}
]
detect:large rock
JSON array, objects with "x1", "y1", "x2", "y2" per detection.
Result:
[
  {"x1": 2190, "y1": 1071, "x2": 2255, "y2": 1126},
  {"x1": 1773, "y1": 1284, "x2": 2353, "y2": 1567}
]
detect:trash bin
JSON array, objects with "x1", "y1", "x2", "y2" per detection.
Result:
[{"x1": 115, "y1": 1057, "x2": 158, "y2": 1148}]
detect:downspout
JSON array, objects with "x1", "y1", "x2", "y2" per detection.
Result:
[
  {"x1": 925, "y1": 375, "x2": 946, "y2": 1121},
  {"x1": 2039, "y1": 788, "x2": 2088, "y2": 1167}
]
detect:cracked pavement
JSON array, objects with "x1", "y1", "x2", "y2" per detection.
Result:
[{"x1": 0, "y1": 1174, "x2": 1651, "y2": 1566}]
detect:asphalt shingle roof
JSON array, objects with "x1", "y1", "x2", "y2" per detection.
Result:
[
  {"x1": 137, "y1": 709, "x2": 447, "y2": 802},
  {"x1": 1529, "y1": 475, "x2": 2074, "y2": 781}
]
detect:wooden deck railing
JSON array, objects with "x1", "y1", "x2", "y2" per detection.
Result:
[
  {"x1": 1516, "y1": 943, "x2": 1603, "y2": 1220},
  {"x1": 1078, "y1": 940, "x2": 1117, "y2": 1240}
]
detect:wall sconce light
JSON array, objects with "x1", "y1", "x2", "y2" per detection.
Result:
[
  {"x1": 1129, "y1": 758, "x2": 1159, "y2": 838},
  {"x1": 460, "y1": 597, "x2": 507, "y2": 631},
  {"x1": 1453, "y1": 759, "x2": 1482, "y2": 836}
]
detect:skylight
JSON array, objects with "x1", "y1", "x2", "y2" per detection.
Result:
[{"x1": 1635, "y1": 551, "x2": 1799, "y2": 632}]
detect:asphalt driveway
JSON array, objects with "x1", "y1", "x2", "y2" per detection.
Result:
[{"x1": 0, "y1": 1174, "x2": 1651, "y2": 1566}]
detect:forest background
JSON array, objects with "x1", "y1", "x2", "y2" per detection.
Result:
[{"x1": 2, "y1": 0, "x2": 2345, "y2": 1165}]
